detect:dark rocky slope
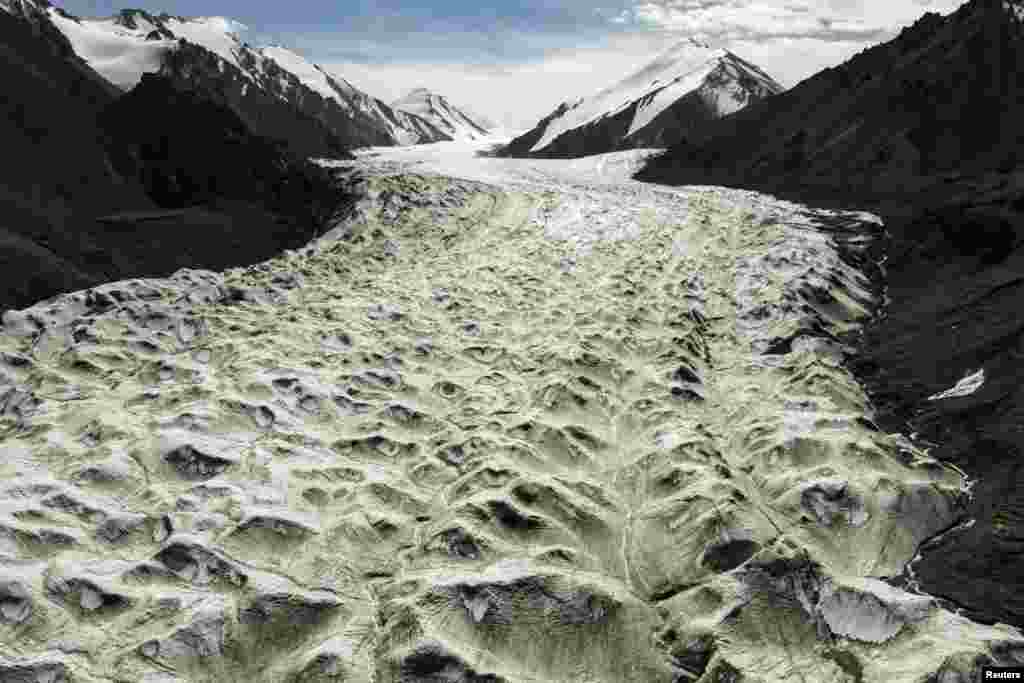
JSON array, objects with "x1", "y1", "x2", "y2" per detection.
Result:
[
  {"x1": 636, "y1": 0, "x2": 1024, "y2": 629},
  {"x1": 0, "y1": 4, "x2": 352, "y2": 314},
  {"x1": 162, "y1": 40, "x2": 451, "y2": 153},
  {"x1": 834, "y1": 173, "x2": 1024, "y2": 629},
  {"x1": 159, "y1": 41, "x2": 356, "y2": 160},
  {"x1": 0, "y1": 0, "x2": 155, "y2": 308}
]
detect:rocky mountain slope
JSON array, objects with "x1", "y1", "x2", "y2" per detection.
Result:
[
  {"x1": 392, "y1": 88, "x2": 496, "y2": 141},
  {"x1": 0, "y1": 0, "x2": 153, "y2": 306},
  {"x1": 45, "y1": 5, "x2": 450, "y2": 150},
  {"x1": 501, "y1": 38, "x2": 783, "y2": 158},
  {"x1": 0, "y1": 0, "x2": 352, "y2": 313},
  {"x1": 636, "y1": 0, "x2": 1024, "y2": 630}
]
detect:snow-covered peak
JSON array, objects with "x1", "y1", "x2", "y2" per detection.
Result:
[
  {"x1": 159, "y1": 15, "x2": 246, "y2": 65},
  {"x1": 110, "y1": 9, "x2": 159, "y2": 31},
  {"x1": 527, "y1": 40, "x2": 781, "y2": 153},
  {"x1": 1006, "y1": 0, "x2": 1024, "y2": 21},
  {"x1": 0, "y1": 0, "x2": 49, "y2": 17},
  {"x1": 393, "y1": 88, "x2": 443, "y2": 107},
  {"x1": 392, "y1": 88, "x2": 495, "y2": 140},
  {"x1": 529, "y1": 40, "x2": 726, "y2": 153},
  {"x1": 610, "y1": 38, "x2": 724, "y2": 96},
  {"x1": 46, "y1": 6, "x2": 177, "y2": 89},
  {"x1": 257, "y1": 45, "x2": 361, "y2": 101},
  {"x1": 47, "y1": 8, "x2": 262, "y2": 88},
  {"x1": 37, "y1": 3, "x2": 450, "y2": 146}
]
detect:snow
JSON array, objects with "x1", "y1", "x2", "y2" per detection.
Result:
[
  {"x1": 927, "y1": 369, "x2": 985, "y2": 401},
  {"x1": 45, "y1": 10, "x2": 251, "y2": 89},
  {"x1": 530, "y1": 39, "x2": 727, "y2": 153},
  {"x1": 325, "y1": 139, "x2": 666, "y2": 189},
  {"x1": 114, "y1": 12, "x2": 159, "y2": 35},
  {"x1": 41, "y1": 6, "x2": 488, "y2": 147},
  {"x1": 260, "y1": 46, "x2": 344, "y2": 103},
  {"x1": 0, "y1": 0, "x2": 42, "y2": 15},
  {"x1": 626, "y1": 62, "x2": 717, "y2": 138},
  {"x1": 392, "y1": 89, "x2": 495, "y2": 141},
  {"x1": 160, "y1": 16, "x2": 246, "y2": 68},
  {"x1": 47, "y1": 8, "x2": 174, "y2": 89},
  {"x1": 526, "y1": 40, "x2": 782, "y2": 153}
]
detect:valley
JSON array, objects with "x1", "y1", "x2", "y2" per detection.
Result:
[
  {"x1": 2, "y1": 0, "x2": 1024, "y2": 679},
  {"x1": 1, "y1": 141, "x2": 1021, "y2": 681}
]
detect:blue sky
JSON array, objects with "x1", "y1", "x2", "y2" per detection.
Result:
[{"x1": 55, "y1": 0, "x2": 965, "y2": 129}]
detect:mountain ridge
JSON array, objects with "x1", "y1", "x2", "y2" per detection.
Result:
[
  {"x1": 43, "y1": 3, "x2": 451, "y2": 149},
  {"x1": 391, "y1": 87, "x2": 497, "y2": 141},
  {"x1": 500, "y1": 38, "x2": 783, "y2": 158},
  {"x1": 0, "y1": 0, "x2": 353, "y2": 312},
  {"x1": 636, "y1": 0, "x2": 1024, "y2": 191}
]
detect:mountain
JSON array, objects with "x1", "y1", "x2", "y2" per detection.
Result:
[
  {"x1": 0, "y1": 0, "x2": 351, "y2": 313},
  {"x1": 45, "y1": 6, "x2": 450, "y2": 150},
  {"x1": 637, "y1": 0, "x2": 1024, "y2": 631},
  {"x1": 635, "y1": 0, "x2": 1024, "y2": 194},
  {"x1": 391, "y1": 87, "x2": 497, "y2": 140},
  {"x1": 0, "y1": 0, "x2": 155, "y2": 306},
  {"x1": 500, "y1": 38, "x2": 783, "y2": 158}
]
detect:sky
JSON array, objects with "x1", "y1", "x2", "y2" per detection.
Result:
[{"x1": 55, "y1": 0, "x2": 967, "y2": 130}]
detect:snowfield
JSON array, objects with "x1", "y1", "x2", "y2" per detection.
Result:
[{"x1": 47, "y1": 9, "x2": 176, "y2": 88}]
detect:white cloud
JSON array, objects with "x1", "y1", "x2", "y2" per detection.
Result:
[{"x1": 616, "y1": 0, "x2": 964, "y2": 39}]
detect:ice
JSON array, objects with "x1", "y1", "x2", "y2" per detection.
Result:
[
  {"x1": 47, "y1": 8, "x2": 174, "y2": 89},
  {"x1": 927, "y1": 368, "x2": 985, "y2": 401}
]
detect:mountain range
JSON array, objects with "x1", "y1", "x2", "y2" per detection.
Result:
[
  {"x1": 501, "y1": 38, "x2": 784, "y2": 158},
  {"x1": 45, "y1": 6, "x2": 454, "y2": 150},
  {"x1": 0, "y1": 0, "x2": 352, "y2": 312},
  {"x1": 0, "y1": 0, "x2": 507, "y2": 312}
]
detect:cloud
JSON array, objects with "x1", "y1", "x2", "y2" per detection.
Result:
[{"x1": 611, "y1": 0, "x2": 963, "y2": 41}]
